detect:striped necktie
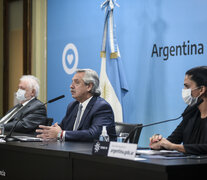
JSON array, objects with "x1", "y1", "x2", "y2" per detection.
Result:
[
  {"x1": 0, "y1": 104, "x2": 23, "y2": 124},
  {"x1": 73, "y1": 104, "x2": 83, "y2": 131}
]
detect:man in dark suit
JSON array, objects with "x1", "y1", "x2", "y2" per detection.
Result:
[
  {"x1": 0, "y1": 75, "x2": 47, "y2": 133},
  {"x1": 36, "y1": 69, "x2": 116, "y2": 141}
]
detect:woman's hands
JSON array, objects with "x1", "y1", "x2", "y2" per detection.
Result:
[{"x1": 149, "y1": 134, "x2": 186, "y2": 153}]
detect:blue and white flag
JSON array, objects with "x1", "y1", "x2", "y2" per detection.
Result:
[{"x1": 100, "y1": 0, "x2": 129, "y2": 122}]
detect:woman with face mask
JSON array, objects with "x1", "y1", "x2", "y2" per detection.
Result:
[{"x1": 150, "y1": 66, "x2": 207, "y2": 155}]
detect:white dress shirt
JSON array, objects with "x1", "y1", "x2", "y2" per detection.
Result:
[{"x1": 62, "y1": 96, "x2": 93, "y2": 141}]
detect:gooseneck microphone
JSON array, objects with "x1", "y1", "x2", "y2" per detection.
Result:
[
  {"x1": 124, "y1": 99, "x2": 204, "y2": 143},
  {"x1": 4, "y1": 95, "x2": 65, "y2": 142},
  {"x1": 46, "y1": 95, "x2": 65, "y2": 104}
]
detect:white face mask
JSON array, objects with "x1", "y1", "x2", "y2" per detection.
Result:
[
  {"x1": 16, "y1": 89, "x2": 27, "y2": 102},
  {"x1": 182, "y1": 88, "x2": 199, "y2": 106}
]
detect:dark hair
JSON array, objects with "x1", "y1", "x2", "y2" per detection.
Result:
[{"x1": 186, "y1": 66, "x2": 207, "y2": 87}]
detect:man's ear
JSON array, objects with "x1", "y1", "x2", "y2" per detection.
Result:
[
  {"x1": 31, "y1": 89, "x2": 36, "y2": 97},
  {"x1": 87, "y1": 83, "x2": 93, "y2": 92}
]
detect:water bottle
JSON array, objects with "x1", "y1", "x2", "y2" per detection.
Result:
[{"x1": 99, "y1": 126, "x2": 109, "y2": 142}]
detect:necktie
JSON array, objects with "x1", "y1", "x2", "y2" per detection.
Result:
[
  {"x1": 73, "y1": 104, "x2": 83, "y2": 131},
  {"x1": 0, "y1": 104, "x2": 23, "y2": 124}
]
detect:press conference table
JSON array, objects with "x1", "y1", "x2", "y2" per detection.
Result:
[{"x1": 0, "y1": 138, "x2": 207, "y2": 180}]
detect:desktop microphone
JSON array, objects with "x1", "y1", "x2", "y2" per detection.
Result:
[
  {"x1": 4, "y1": 95, "x2": 65, "y2": 142},
  {"x1": 124, "y1": 99, "x2": 204, "y2": 143},
  {"x1": 46, "y1": 95, "x2": 65, "y2": 104}
]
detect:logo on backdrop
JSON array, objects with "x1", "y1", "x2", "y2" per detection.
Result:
[{"x1": 62, "y1": 43, "x2": 79, "y2": 74}]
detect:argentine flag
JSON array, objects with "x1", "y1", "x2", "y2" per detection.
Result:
[{"x1": 100, "y1": 0, "x2": 129, "y2": 122}]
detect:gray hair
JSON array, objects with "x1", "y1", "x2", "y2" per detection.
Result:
[
  {"x1": 76, "y1": 69, "x2": 101, "y2": 96},
  {"x1": 20, "y1": 75, "x2": 40, "y2": 97}
]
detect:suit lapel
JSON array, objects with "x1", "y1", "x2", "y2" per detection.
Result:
[{"x1": 77, "y1": 96, "x2": 97, "y2": 130}]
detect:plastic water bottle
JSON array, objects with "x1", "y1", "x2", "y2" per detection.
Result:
[{"x1": 99, "y1": 126, "x2": 109, "y2": 142}]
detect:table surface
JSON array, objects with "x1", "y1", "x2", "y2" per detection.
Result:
[
  {"x1": 1, "y1": 135, "x2": 207, "y2": 180},
  {"x1": 1, "y1": 139, "x2": 207, "y2": 168}
]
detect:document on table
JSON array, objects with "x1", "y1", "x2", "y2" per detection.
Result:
[
  {"x1": 136, "y1": 149, "x2": 186, "y2": 159},
  {"x1": 13, "y1": 136, "x2": 43, "y2": 142},
  {"x1": 137, "y1": 149, "x2": 179, "y2": 155},
  {"x1": 137, "y1": 149, "x2": 207, "y2": 159}
]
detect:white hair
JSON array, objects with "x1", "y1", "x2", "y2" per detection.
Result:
[
  {"x1": 20, "y1": 75, "x2": 40, "y2": 97},
  {"x1": 76, "y1": 69, "x2": 101, "y2": 96}
]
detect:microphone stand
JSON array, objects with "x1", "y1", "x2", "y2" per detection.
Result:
[
  {"x1": 124, "y1": 116, "x2": 182, "y2": 143},
  {"x1": 124, "y1": 99, "x2": 204, "y2": 143},
  {"x1": 4, "y1": 114, "x2": 24, "y2": 142}
]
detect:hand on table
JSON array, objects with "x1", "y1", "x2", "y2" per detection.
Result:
[
  {"x1": 149, "y1": 134, "x2": 185, "y2": 153},
  {"x1": 36, "y1": 122, "x2": 62, "y2": 140}
]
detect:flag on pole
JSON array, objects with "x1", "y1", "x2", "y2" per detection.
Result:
[{"x1": 99, "y1": 0, "x2": 129, "y2": 123}]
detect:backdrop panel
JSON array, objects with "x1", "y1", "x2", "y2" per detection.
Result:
[{"x1": 47, "y1": 0, "x2": 207, "y2": 146}]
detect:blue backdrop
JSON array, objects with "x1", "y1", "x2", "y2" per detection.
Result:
[{"x1": 47, "y1": 0, "x2": 207, "y2": 146}]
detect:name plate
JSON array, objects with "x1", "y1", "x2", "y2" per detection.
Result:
[
  {"x1": 107, "y1": 142, "x2": 137, "y2": 160},
  {"x1": 92, "y1": 141, "x2": 137, "y2": 160}
]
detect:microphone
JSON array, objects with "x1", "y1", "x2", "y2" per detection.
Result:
[
  {"x1": 46, "y1": 95, "x2": 65, "y2": 104},
  {"x1": 4, "y1": 95, "x2": 65, "y2": 142},
  {"x1": 124, "y1": 99, "x2": 204, "y2": 143}
]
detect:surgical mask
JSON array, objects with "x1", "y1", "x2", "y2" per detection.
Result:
[
  {"x1": 16, "y1": 89, "x2": 27, "y2": 102},
  {"x1": 182, "y1": 88, "x2": 199, "y2": 106}
]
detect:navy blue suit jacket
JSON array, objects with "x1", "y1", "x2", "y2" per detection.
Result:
[{"x1": 59, "y1": 96, "x2": 116, "y2": 141}]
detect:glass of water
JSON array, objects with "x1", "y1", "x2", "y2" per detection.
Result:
[
  {"x1": 117, "y1": 133, "x2": 129, "y2": 143},
  {"x1": 0, "y1": 124, "x2": 4, "y2": 137}
]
